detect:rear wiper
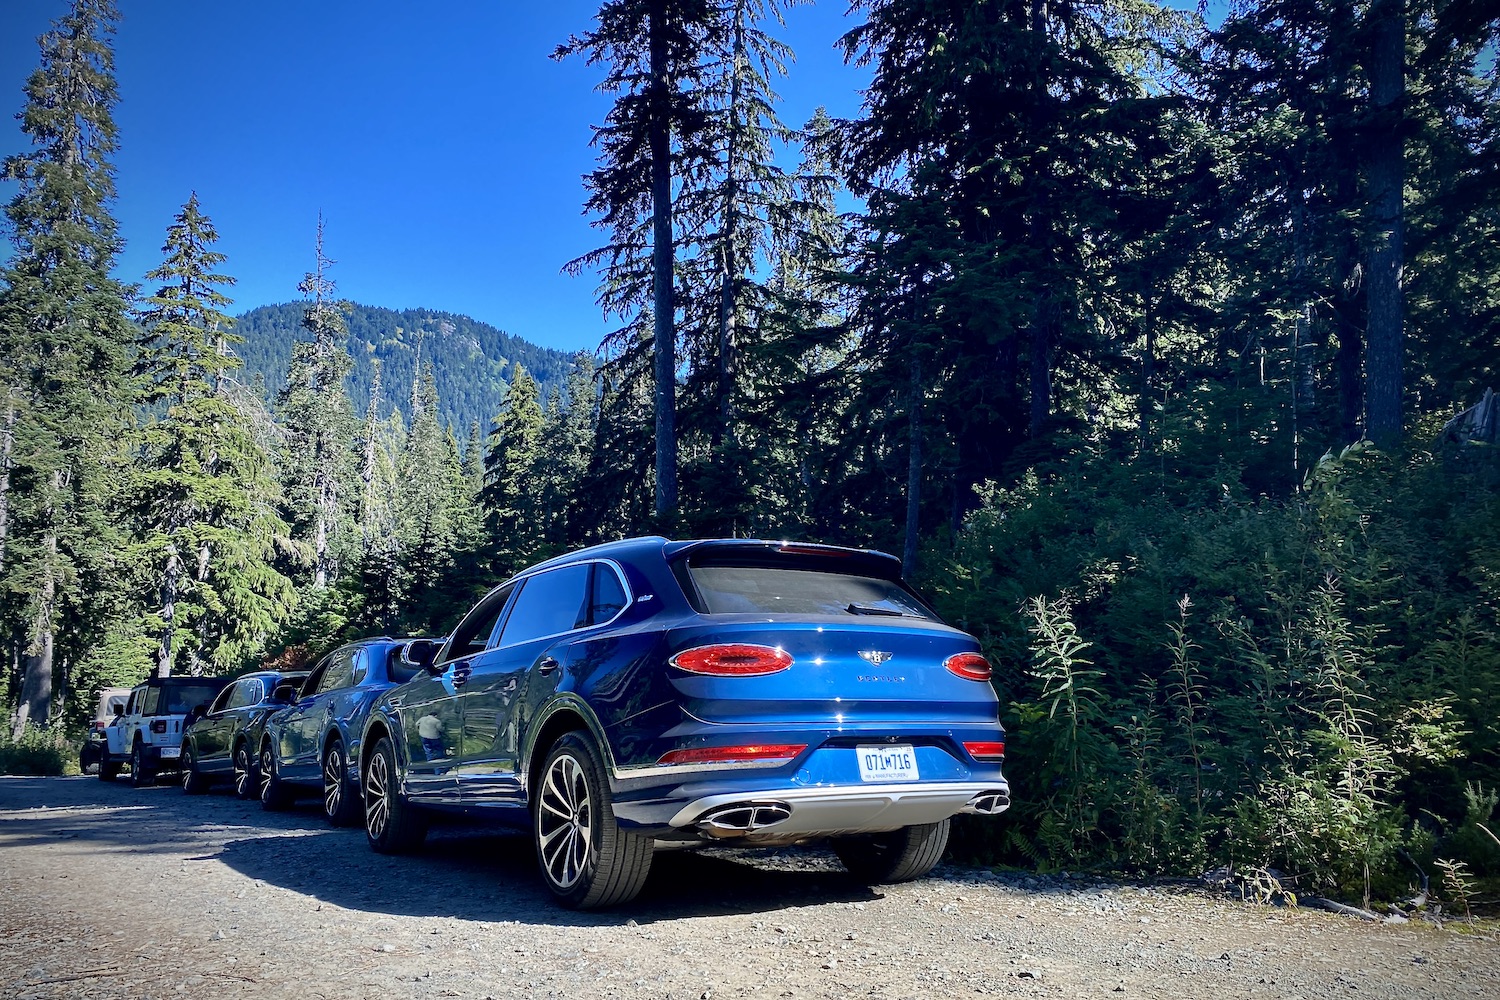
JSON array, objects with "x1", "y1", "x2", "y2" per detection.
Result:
[{"x1": 847, "y1": 603, "x2": 905, "y2": 617}]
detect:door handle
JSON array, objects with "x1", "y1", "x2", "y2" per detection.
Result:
[
  {"x1": 452, "y1": 661, "x2": 472, "y2": 688},
  {"x1": 537, "y1": 656, "x2": 560, "y2": 675}
]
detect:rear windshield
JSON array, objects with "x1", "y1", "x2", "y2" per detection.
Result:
[
  {"x1": 161, "y1": 683, "x2": 224, "y2": 715},
  {"x1": 685, "y1": 564, "x2": 938, "y2": 620}
]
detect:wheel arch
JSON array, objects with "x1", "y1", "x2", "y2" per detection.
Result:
[{"x1": 523, "y1": 696, "x2": 613, "y2": 803}]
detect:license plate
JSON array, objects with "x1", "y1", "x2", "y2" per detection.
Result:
[
  {"x1": 159, "y1": 745, "x2": 180, "y2": 758},
  {"x1": 856, "y1": 744, "x2": 918, "y2": 782}
]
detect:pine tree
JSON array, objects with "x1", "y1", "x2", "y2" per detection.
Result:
[
  {"x1": 0, "y1": 0, "x2": 134, "y2": 734},
  {"x1": 481, "y1": 365, "x2": 546, "y2": 575},
  {"x1": 131, "y1": 194, "x2": 296, "y2": 675},
  {"x1": 557, "y1": 1, "x2": 722, "y2": 523},
  {"x1": 279, "y1": 218, "x2": 358, "y2": 590}
]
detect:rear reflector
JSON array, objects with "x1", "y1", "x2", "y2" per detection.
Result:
[
  {"x1": 670, "y1": 643, "x2": 794, "y2": 676},
  {"x1": 944, "y1": 652, "x2": 993, "y2": 681},
  {"x1": 964, "y1": 741, "x2": 1006, "y2": 761},
  {"x1": 657, "y1": 744, "x2": 806, "y2": 766}
]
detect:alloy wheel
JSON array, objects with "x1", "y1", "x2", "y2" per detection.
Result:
[
  {"x1": 365, "y1": 750, "x2": 390, "y2": 839},
  {"x1": 180, "y1": 750, "x2": 195, "y2": 792},
  {"x1": 323, "y1": 745, "x2": 343, "y2": 819},
  {"x1": 258, "y1": 746, "x2": 275, "y2": 803},
  {"x1": 233, "y1": 746, "x2": 251, "y2": 797},
  {"x1": 537, "y1": 752, "x2": 591, "y2": 890}
]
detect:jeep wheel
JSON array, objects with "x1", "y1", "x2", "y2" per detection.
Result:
[
  {"x1": 257, "y1": 743, "x2": 293, "y2": 811},
  {"x1": 180, "y1": 745, "x2": 209, "y2": 795},
  {"x1": 98, "y1": 752, "x2": 119, "y2": 782},
  {"x1": 130, "y1": 743, "x2": 154, "y2": 788}
]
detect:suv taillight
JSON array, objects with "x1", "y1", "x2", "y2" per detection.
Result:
[
  {"x1": 669, "y1": 644, "x2": 794, "y2": 676},
  {"x1": 944, "y1": 652, "x2": 992, "y2": 682},
  {"x1": 150, "y1": 720, "x2": 167, "y2": 734}
]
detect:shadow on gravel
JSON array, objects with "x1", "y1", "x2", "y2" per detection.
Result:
[
  {"x1": 215, "y1": 826, "x2": 882, "y2": 927},
  {"x1": 3, "y1": 775, "x2": 884, "y2": 923}
]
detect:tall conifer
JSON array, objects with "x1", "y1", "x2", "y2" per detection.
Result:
[
  {"x1": 132, "y1": 195, "x2": 295, "y2": 675},
  {"x1": 0, "y1": 0, "x2": 133, "y2": 734}
]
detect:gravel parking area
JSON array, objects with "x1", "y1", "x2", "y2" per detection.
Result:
[{"x1": 1, "y1": 775, "x2": 1496, "y2": 999}]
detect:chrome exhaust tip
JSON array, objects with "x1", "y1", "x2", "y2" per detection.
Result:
[
  {"x1": 695, "y1": 800, "x2": 793, "y2": 837},
  {"x1": 961, "y1": 790, "x2": 1010, "y2": 815}
]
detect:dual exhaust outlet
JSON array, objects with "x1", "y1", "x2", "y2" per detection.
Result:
[{"x1": 693, "y1": 787, "x2": 1010, "y2": 838}]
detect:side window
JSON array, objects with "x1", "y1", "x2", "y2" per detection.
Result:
[
  {"x1": 500, "y1": 564, "x2": 591, "y2": 647},
  {"x1": 301, "y1": 659, "x2": 330, "y2": 698},
  {"x1": 227, "y1": 679, "x2": 260, "y2": 710},
  {"x1": 351, "y1": 648, "x2": 368, "y2": 686},
  {"x1": 141, "y1": 687, "x2": 161, "y2": 716},
  {"x1": 208, "y1": 686, "x2": 236, "y2": 715},
  {"x1": 126, "y1": 690, "x2": 140, "y2": 715},
  {"x1": 584, "y1": 563, "x2": 629, "y2": 627},
  {"x1": 446, "y1": 585, "x2": 515, "y2": 659},
  {"x1": 317, "y1": 649, "x2": 357, "y2": 694}
]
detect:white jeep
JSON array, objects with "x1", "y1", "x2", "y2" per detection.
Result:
[{"x1": 100, "y1": 676, "x2": 230, "y2": 786}]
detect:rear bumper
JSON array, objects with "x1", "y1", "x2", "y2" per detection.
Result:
[
  {"x1": 659, "y1": 780, "x2": 1010, "y2": 841},
  {"x1": 608, "y1": 737, "x2": 1009, "y2": 841}
]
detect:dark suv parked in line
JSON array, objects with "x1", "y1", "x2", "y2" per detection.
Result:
[{"x1": 178, "y1": 669, "x2": 309, "y2": 797}]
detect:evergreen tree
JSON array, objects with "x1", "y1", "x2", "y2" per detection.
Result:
[
  {"x1": 557, "y1": 0, "x2": 722, "y2": 523},
  {"x1": 481, "y1": 365, "x2": 546, "y2": 575},
  {"x1": 0, "y1": 0, "x2": 134, "y2": 734},
  {"x1": 131, "y1": 194, "x2": 296, "y2": 675},
  {"x1": 278, "y1": 218, "x2": 358, "y2": 590}
]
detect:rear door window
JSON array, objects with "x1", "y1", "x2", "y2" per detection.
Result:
[
  {"x1": 685, "y1": 564, "x2": 937, "y2": 620},
  {"x1": 500, "y1": 564, "x2": 591, "y2": 646},
  {"x1": 317, "y1": 649, "x2": 357, "y2": 694},
  {"x1": 583, "y1": 563, "x2": 629, "y2": 627},
  {"x1": 141, "y1": 687, "x2": 161, "y2": 715}
]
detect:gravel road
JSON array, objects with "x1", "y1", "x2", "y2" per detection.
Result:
[{"x1": 1, "y1": 775, "x2": 1495, "y2": 1000}]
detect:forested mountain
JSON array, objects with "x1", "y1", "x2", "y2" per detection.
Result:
[{"x1": 233, "y1": 302, "x2": 574, "y2": 437}]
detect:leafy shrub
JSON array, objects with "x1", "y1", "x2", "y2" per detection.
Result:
[
  {"x1": 925, "y1": 435, "x2": 1497, "y2": 901},
  {"x1": 0, "y1": 723, "x2": 79, "y2": 776}
]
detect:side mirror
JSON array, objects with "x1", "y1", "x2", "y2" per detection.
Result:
[
  {"x1": 272, "y1": 684, "x2": 298, "y2": 704},
  {"x1": 113, "y1": 704, "x2": 125, "y2": 717},
  {"x1": 400, "y1": 638, "x2": 443, "y2": 672}
]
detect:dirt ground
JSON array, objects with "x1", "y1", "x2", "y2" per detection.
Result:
[{"x1": 1, "y1": 775, "x2": 1496, "y2": 1000}]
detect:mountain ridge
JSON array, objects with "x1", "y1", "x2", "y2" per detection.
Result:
[{"x1": 231, "y1": 302, "x2": 579, "y2": 437}]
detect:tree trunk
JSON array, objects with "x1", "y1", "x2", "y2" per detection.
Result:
[
  {"x1": 903, "y1": 356, "x2": 923, "y2": 578},
  {"x1": 0, "y1": 390, "x2": 13, "y2": 571},
  {"x1": 1365, "y1": 0, "x2": 1405, "y2": 447},
  {"x1": 11, "y1": 529, "x2": 57, "y2": 740},
  {"x1": 157, "y1": 543, "x2": 180, "y2": 678},
  {"x1": 1028, "y1": 291, "x2": 1052, "y2": 438},
  {"x1": 649, "y1": 0, "x2": 678, "y2": 521}
]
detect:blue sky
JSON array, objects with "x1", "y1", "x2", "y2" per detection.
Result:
[{"x1": 0, "y1": 1, "x2": 871, "y2": 353}]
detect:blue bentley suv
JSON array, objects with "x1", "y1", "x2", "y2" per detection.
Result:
[
  {"x1": 357, "y1": 537, "x2": 1010, "y2": 909},
  {"x1": 259, "y1": 637, "x2": 427, "y2": 825}
]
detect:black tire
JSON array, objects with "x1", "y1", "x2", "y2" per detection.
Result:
[
  {"x1": 130, "y1": 742, "x2": 154, "y2": 788},
  {"x1": 180, "y1": 744, "x2": 209, "y2": 795},
  {"x1": 98, "y1": 752, "x2": 119, "y2": 782},
  {"x1": 832, "y1": 818, "x2": 951, "y2": 884},
  {"x1": 322, "y1": 737, "x2": 360, "y2": 827},
  {"x1": 363, "y1": 736, "x2": 427, "y2": 853},
  {"x1": 257, "y1": 742, "x2": 294, "y2": 811},
  {"x1": 533, "y1": 731, "x2": 652, "y2": 910},
  {"x1": 231, "y1": 742, "x2": 254, "y2": 799}
]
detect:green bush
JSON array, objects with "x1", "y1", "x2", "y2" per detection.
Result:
[
  {"x1": 926, "y1": 433, "x2": 1498, "y2": 902},
  {"x1": 0, "y1": 723, "x2": 79, "y2": 776}
]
